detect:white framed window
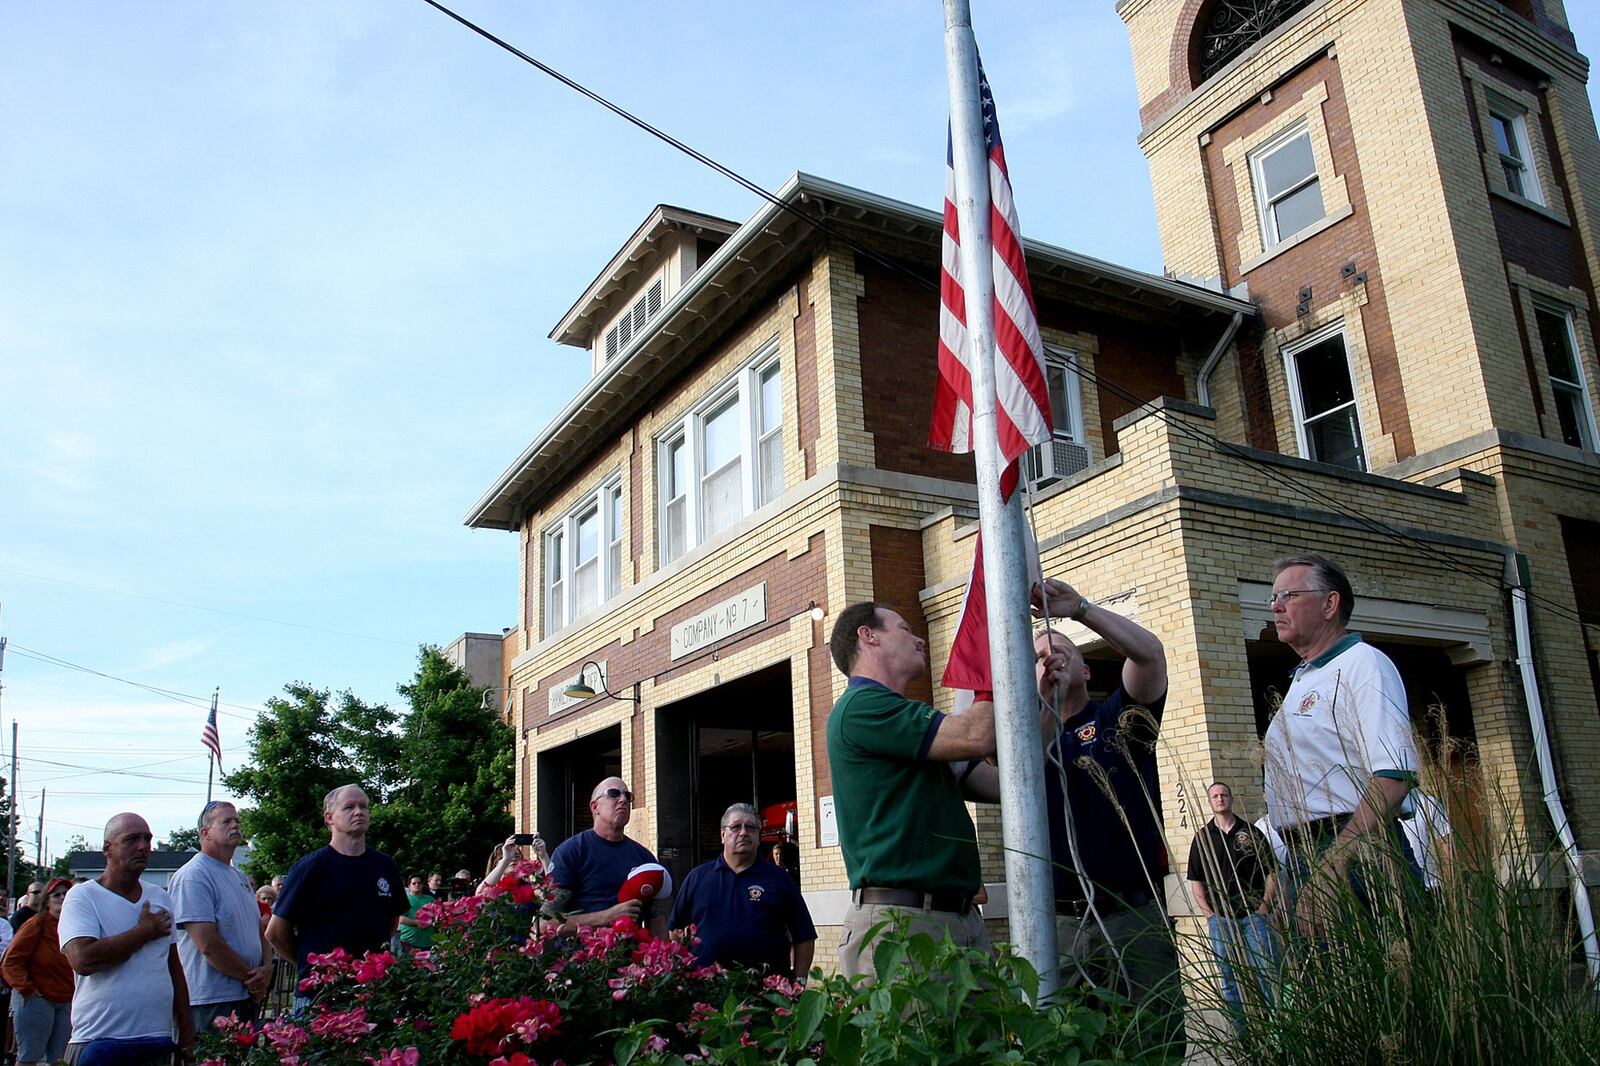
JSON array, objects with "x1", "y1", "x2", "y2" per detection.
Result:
[
  {"x1": 1532, "y1": 300, "x2": 1598, "y2": 451},
  {"x1": 1283, "y1": 323, "x2": 1367, "y2": 471},
  {"x1": 543, "y1": 475, "x2": 625, "y2": 636},
  {"x1": 1250, "y1": 124, "x2": 1326, "y2": 248},
  {"x1": 1022, "y1": 346, "x2": 1091, "y2": 487},
  {"x1": 657, "y1": 346, "x2": 784, "y2": 564},
  {"x1": 1488, "y1": 98, "x2": 1543, "y2": 205}
]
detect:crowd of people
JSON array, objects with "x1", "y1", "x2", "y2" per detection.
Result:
[
  {"x1": 0, "y1": 549, "x2": 1446, "y2": 1062},
  {"x1": 825, "y1": 552, "x2": 1445, "y2": 1051}
]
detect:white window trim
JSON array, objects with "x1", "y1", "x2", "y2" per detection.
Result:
[
  {"x1": 1531, "y1": 298, "x2": 1599, "y2": 452},
  {"x1": 1487, "y1": 96, "x2": 1544, "y2": 207},
  {"x1": 1249, "y1": 121, "x2": 1323, "y2": 249},
  {"x1": 543, "y1": 474, "x2": 625, "y2": 636},
  {"x1": 657, "y1": 343, "x2": 783, "y2": 565},
  {"x1": 1282, "y1": 321, "x2": 1367, "y2": 471}
]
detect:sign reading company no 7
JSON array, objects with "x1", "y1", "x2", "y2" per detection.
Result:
[{"x1": 670, "y1": 583, "x2": 767, "y2": 661}]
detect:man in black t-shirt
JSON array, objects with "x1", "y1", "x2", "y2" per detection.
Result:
[
  {"x1": 1187, "y1": 781, "x2": 1281, "y2": 1033},
  {"x1": 267, "y1": 785, "x2": 407, "y2": 1012}
]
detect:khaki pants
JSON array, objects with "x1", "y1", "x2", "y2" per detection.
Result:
[{"x1": 838, "y1": 900, "x2": 990, "y2": 984}]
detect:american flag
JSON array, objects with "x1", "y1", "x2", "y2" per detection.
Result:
[
  {"x1": 929, "y1": 54, "x2": 1052, "y2": 500},
  {"x1": 201, "y1": 698, "x2": 222, "y2": 764}
]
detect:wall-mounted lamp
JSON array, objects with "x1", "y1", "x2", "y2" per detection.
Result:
[
  {"x1": 808, "y1": 600, "x2": 825, "y2": 623},
  {"x1": 562, "y1": 661, "x2": 641, "y2": 703},
  {"x1": 480, "y1": 686, "x2": 510, "y2": 711}
]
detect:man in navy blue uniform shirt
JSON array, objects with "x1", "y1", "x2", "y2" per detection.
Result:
[
  {"x1": 547, "y1": 777, "x2": 667, "y2": 937},
  {"x1": 1036, "y1": 578, "x2": 1184, "y2": 1051},
  {"x1": 669, "y1": 803, "x2": 815, "y2": 977}
]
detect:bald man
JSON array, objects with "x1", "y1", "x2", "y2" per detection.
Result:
[
  {"x1": 267, "y1": 785, "x2": 406, "y2": 1012},
  {"x1": 547, "y1": 777, "x2": 667, "y2": 937},
  {"x1": 58, "y1": 813, "x2": 193, "y2": 1064}
]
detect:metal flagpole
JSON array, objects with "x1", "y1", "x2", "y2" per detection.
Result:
[
  {"x1": 206, "y1": 688, "x2": 218, "y2": 804},
  {"x1": 941, "y1": 0, "x2": 1059, "y2": 999},
  {"x1": 35, "y1": 788, "x2": 44, "y2": 871}
]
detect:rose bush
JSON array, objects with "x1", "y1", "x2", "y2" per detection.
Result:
[{"x1": 197, "y1": 860, "x2": 1143, "y2": 1065}]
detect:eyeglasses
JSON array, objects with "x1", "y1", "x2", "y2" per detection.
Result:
[
  {"x1": 721, "y1": 823, "x2": 760, "y2": 835},
  {"x1": 1266, "y1": 588, "x2": 1328, "y2": 608},
  {"x1": 599, "y1": 788, "x2": 635, "y2": 804}
]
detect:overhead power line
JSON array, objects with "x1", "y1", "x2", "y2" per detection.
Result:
[
  {"x1": 5, "y1": 644, "x2": 260, "y2": 720},
  {"x1": 0, "y1": 566, "x2": 414, "y2": 647}
]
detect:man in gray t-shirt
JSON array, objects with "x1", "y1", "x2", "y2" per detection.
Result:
[{"x1": 169, "y1": 802, "x2": 269, "y2": 1032}]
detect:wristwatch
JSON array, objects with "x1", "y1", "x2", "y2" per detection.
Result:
[{"x1": 1070, "y1": 597, "x2": 1093, "y2": 621}]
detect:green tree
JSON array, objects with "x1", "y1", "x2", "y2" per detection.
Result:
[
  {"x1": 383, "y1": 648, "x2": 514, "y2": 878},
  {"x1": 51, "y1": 834, "x2": 88, "y2": 878},
  {"x1": 0, "y1": 781, "x2": 43, "y2": 896},
  {"x1": 160, "y1": 825, "x2": 201, "y2": 851}
]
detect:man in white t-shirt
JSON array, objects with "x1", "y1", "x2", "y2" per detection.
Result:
[
  {"x1": 1261, "y1": 554, "x2": 1419, "y2": 938},
  {"x1": 59, "y1": 812, "x2": 194, "y2": 1065},
  {"x1": 170, "y1": 800, "x2": 270, "y2": 1033}
]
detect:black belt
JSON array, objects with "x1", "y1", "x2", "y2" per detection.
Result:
[
  {"x1": 1281, "y1": 813, "x2": 1353, "y2": 849},
  {"x1": 853, "y1": 886, "x2": 974, "y2": 915},
  {"x1": 1055, "y1": 888, "x2": 1154, "y2": 919}
]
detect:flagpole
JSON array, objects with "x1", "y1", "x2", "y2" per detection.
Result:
[
  {"x1": 941, "y1": 0, "x2": 1058, "y2": 999},
  {"x1": 206, "y1": 688, "x2": 218, "y2": 804}
]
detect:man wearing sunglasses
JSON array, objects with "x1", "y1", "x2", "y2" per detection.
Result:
[
  {"x1": 547, "y1": 777, "x2": 667, "y2": 936},
  {"x1": 1261, "y1": 554, "x2": 1419, "y2": 939}
]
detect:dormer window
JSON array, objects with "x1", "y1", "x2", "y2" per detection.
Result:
[{"x1": 603, "y1": 278, "x2": 665, "y2": 362}]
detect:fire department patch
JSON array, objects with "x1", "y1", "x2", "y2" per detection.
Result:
[
  {"x1": 1075, "y1": 723, "x2": 1098, "y2": 744},
  {"x1": 746, "y1": 885, "x2": 766, "y2": 903},
  {"x1": 1296, "y1": 690, "x2": 1319, "y2": 715}
]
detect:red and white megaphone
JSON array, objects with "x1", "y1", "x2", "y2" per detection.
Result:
[{"x1": 618, "y1": 863, "x2": 672, "y2": 904}]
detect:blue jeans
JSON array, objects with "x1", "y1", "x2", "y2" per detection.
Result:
[{"x1": 1206, "y1": 912, "x2": 1280, "y2": 1032}]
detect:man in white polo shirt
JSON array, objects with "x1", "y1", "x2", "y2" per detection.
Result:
[
  {"x1": 59, "y1": 812, "x2": 194, "y2": 1065},
  {"x1": 1261, "y1": 554, "x2": 1419, "y2": 938}
]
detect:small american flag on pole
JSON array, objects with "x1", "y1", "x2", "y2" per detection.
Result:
[
  {"x1": 201, "y1": 695, "x2": 222, "y2": 764},
  {"x1": 929, "y1": 53, "x2": 1052, "y2": 500}
]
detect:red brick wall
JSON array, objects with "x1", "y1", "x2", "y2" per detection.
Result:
[
  {"x1": 855, "y1": 258, "x2": 978, "y2": 482},
  {"x1": 1204, "y1": 53, "x2": 1415, "y2": 460},
  {"x1": 869, "y1": 525, "x2": 933, "y2": 704}
]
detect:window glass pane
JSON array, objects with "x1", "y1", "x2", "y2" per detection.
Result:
[
  {"x1": 702, "y1": 394, "x2": 741, "y2": 470},
  {"x1": 701, "y1": 459, "x2": 742, "y2": 539},
  {"x1": 1490, "y1": 113, "x2": 1519, "y2": 160},
  {"x1": 575, "y1": 507, "x2": 599, "y2": 564},
  {"x1": 1293, "y1": 335, "x2": 1356, "y2": 418},
  {"x1": 1304, "y1": 406, "x2": 1366, "y2": 470},
  {"x1": 1047, "y1": 362, "x2": 1071, "y2": 433},
  {"x1": 758, "y1": 433, "x2": 783, "y2": 507},
  {"x1": 546, "y1": 531, "x2": 563, "y2": 581},
  {"x1": 1535, "y1": 308, "x2": 1580, "y2": 382},
  {"x1": 759, "y1": 364, "x2": 781, "y2": 433},
  {"x1": 1272, "y1": 179, "x2": 1325, "y2": 241},
  {"x1": 665, "y1": 437, "x2": 687, "y2": 499},
  {"x1": 665, "y1": 498, "x2": 686, "y2": 561},
  {"x1": 1260, "y1": 133, "x2": 1315, "y2": 199},
  {"x1": 608, "y1": 486, "x2": 623, "y2": 596},
  {"x1": 1552, "y1": 386, "x2": 1593, "y2": 450},
  {"x1": 574, "y1": 558, "x2": 598, "y2": 614}
]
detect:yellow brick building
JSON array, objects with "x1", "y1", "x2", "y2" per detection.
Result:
[{"x1": 467, "y1": 0, "x2": 1600, "y2": 964}]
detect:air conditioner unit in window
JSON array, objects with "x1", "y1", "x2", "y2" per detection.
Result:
[{"x1": 1021, "y1": 437, "x2": 1090, "y2": 487}]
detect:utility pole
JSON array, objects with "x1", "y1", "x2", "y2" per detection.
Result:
[
  {"x1": 35, "y1": 788, "x2": 45, "y2": 871},
  {"x1": 941, "y1": 0, "x2": 1058, "y2": 997},
  {"x1": 7, "y1": 721, "x2": 17, "y2": 901}
]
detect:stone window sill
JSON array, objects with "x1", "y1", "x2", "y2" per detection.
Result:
[{"x1": 1241, "y1": 203, "x2": 1355, "y2": 275}]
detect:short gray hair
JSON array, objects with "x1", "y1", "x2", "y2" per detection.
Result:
[
  {"x1": 323, "y1": 784, "x2": 365, "y2": 814},
  {"x1": 1274, "y1": 553, "x2": 1355, "y2": 625},
  {"x1": 720, "y1": 803, "x2": 759, "y2": 828}
]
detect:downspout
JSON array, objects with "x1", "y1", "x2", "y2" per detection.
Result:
[
  {"x1": 1508, "y1": 557, "x2": 1600, "y2": 984},
  {"x1": 1196, "y1": 310, "x2": 1245, "y2": 409}
]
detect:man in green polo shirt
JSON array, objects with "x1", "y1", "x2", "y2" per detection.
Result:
[{"x1": 826, "y1": 600, "x2": 1063, "y2": 982}]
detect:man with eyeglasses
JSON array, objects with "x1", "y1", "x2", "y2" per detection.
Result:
[
  {"x1": 11, "y1": 882, "x2": 45, "y2": 931},
  {"x1": 169, "y1": 800, "x2": 271, "y2": 1030},
  {"x1": 668, "y1": 803, "x2": 816, "y2": 978},
  {"x1": 547, "y1": 777, "x2": 667, "y2": 936},
  {"x1": 1261, "y1": 553, "x2": 1418, "y2": 938}
]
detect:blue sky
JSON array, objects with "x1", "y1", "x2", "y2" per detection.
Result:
[{"x1": 2, "y1": 2, "x2": 1597, "y2": 864}]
